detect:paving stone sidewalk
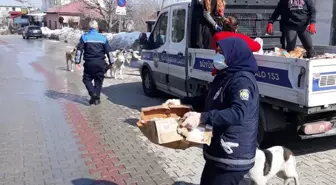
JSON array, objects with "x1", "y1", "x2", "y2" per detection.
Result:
[{"x1": 2, "y1": 36, "x2": 336, "y2": 185}]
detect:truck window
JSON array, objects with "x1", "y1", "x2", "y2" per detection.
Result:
[
  {"x1": 171, "y1": 9, "x2": 186, "y2": 43},
  {"x1": 148, "y1": 12, "x2": 168, "y2": 49}
]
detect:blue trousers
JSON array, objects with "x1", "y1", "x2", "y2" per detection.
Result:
[
  {"x1": 82, "y1": 62, "x2": 105, "y2": 97},
  {"x1": 200, "y1": 162, "x2": 248, "y2": 185}
]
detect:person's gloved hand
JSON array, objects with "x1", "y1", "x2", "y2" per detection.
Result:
[
  {"x1": 215, "y1": 24, "x2": 222, "y2": 32},
  {"x1": 266, "y1": 23, "x2": 273, "y2": 34},
  {"x1": 307, "y1": 24, "x2": 316, "y2": 34},
  {"x1": 180, "y1": 111, "x2": 201, "y2": 130},
  {"x1": 162, "y1": 99, "x2": 181, "y2": 106}
]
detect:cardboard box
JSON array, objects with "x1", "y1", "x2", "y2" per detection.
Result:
[
  {"x1": 153, "y1": 117, "x2": 183, "y2": 144},
  {"x1": 137, "y1": 105, "x2": 211, "y2": 150},
  {"x1": 289, "y1": 47, "x2": 306, "y2": 58},
  {"x1": 177, "y1": 124, "x2": 212, "y2": 146},
  {"x1": 274, "y1": 47, "x2": 306, "y2": 58}
]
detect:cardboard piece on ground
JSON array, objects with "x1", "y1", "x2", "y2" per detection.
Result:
[{"x1": 137, "y1": 105, "x2": 206, "y2": 150}]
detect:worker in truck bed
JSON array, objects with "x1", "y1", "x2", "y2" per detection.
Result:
[
  {"x1": 211, "y1": 16, "x2": 261, "y2": 75},
  {"x1": 191, "y1": 0, "x2": 225, "y2": 49},
  {"x1": 266, "y1": 4, "x2": 286, "y2": 49},
  {"x1": 164, "y1": 37, "x2": 259, "y2": 185},
  {"x1": 211, "y1": 16, "x2": 261, "y2": 52},
  {"x1": 267, "y1": 0, "x2": 317, "y2": 58}
]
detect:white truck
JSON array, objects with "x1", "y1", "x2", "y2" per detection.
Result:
[{"x1": 138, "y1": 0, "x2": 336, "y2": 144}]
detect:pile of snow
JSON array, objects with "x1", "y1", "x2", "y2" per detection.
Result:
[
  {"x1": 106, "y1": 31, "x2": 142, "y2": 51},
  {"x1": 41, "y1": 27, "x2": 84, "y2": 45},
  {"x1": 42, "y1": 27, "x2": 149, "y2": 51},
  {"x1": 0, "y1": 26, "x2": 9, "y2": 35}
]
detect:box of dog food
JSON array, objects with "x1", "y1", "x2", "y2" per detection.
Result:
[{"x1": 137, "y1": 105, "x2": 212, "y2": 149}]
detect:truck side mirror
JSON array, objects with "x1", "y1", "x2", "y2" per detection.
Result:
[{"x1": 139, "y1": 32, "x2": 148, "y2": 49}]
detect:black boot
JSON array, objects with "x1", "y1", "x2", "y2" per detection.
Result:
[
  {"x1": 89, "y1": 94, "x2": 98, "y2": 105},
  {"x1": 94, "y1": 97, "x2": 101, "y2": 105},
  {"x1": 305, "y1": 50, "x2": 316, "y2": 58}
]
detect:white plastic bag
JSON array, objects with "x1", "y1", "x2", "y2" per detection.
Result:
[{"x1": 253, "y1": 37, "x2": 264, "y2": 55}]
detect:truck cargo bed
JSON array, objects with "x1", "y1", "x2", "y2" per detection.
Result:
[{"x1": 188, "y1": 47, "x2": 336, "y2": 109}]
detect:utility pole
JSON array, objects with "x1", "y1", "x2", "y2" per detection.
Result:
[{"x1": 118, "y1": 15, "x2": 121, "y2": 33}]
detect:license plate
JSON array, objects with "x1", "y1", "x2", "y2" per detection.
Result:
[{"x1": 33, "y1": 30, "x2": 38, "y2": 33}]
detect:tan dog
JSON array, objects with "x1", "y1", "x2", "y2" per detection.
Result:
[{"x1": 66, "y1": 48, "x2": 77, "y2": 72}]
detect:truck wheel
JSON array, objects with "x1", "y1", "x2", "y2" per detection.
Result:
[{"x1": 142, "y1": 69, "x2": 157, "y2": 97}]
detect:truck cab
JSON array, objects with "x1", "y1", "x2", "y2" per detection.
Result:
[{"x1": 139, "y1": 0, "x2": 336, "y2": 144}]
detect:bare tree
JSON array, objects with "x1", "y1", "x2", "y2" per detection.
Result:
[
  {"x1": 79, "y1": 0, "x2": 120, "y2": 32},
  {"x1": 128, "y1": 0, "x2": 161, "y2": 32},
  {"x1": 0, "y1": 9, "x2": 9, "y2": 27},
  {"x1": 78, "y1": 0, "x2": 161, "y2": 32}
]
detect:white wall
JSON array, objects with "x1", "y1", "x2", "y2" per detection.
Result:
[{"x1": 0, "y1": 6, "x2": 23, "y2": 14}]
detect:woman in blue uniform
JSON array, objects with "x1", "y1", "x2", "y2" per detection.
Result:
[{"x1": 164, "y1": 37, "x2": 260, "y2": 185}]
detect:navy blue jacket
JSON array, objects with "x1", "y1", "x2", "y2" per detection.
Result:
[
  {"x1": 182, "y1": 38, "x2": 259, "y2": 171},
  {"x1": 75, "y1": 29, "x2": 113, "y2": 65}
]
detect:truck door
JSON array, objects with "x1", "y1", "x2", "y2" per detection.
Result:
[
  {"x1": 146, "y1": 9, "x2": 170, "y2": 91},
  {"x1": 167, "y1": 3, "x2": 189, "y2": 97}
]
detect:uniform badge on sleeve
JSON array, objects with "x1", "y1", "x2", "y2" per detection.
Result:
[{"x1": 239, "y1": 89, "x2": 250, "y2": 101}]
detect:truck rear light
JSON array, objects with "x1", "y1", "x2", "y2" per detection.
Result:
[{"x1": 300, "y1": 121, "x2": 333, "y2": 135}]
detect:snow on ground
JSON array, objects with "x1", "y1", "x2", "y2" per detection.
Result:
[
  {"x1": 41, "y1": 27, "x2": 148, "y2": 51},
  {"x1": 0, "y1": 26, "x2": 9, "y2": 35}
]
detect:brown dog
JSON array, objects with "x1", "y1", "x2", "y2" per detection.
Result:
[{"x1": 65, "y1": 48, "x2": 76, "y2": 72}]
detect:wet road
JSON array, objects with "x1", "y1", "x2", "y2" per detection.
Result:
[{"x1": 2, "y1": 35, "x2": 336, "y2": 185}]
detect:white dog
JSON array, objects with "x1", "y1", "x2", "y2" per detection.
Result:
[
  {"x1": 108, "y1": 49, "x2": 126, "y2": 79},
  {"x1": 124, "y1": 49, "x2": 141, "y2": 66},
  {"x1": 162, "y1": 100, "x2": 300, "y2": 185},
  {"x1": 248, "y1": 146, "x2": 299, "y2": 185}
]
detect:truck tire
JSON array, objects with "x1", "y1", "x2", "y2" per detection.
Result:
[{"x1": 142, "y1": 69, "x2": 158, "y2": 97}]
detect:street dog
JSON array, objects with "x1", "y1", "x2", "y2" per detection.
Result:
[
  {"x1": 106, "y1": 49, "x2": 126, "y2": 79},
  {"x1": 124, "y1": 49, "x2": 141, "y2": 66},
  {"x1": 124, "y1": 49, "x2": 133, "y2": 66},
  {"x1": 65, "y1": 48, "x2": 76, "y2": 72},
  {"x1": 248, "y1": 146, "x2": 299, "y2": 185}
]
